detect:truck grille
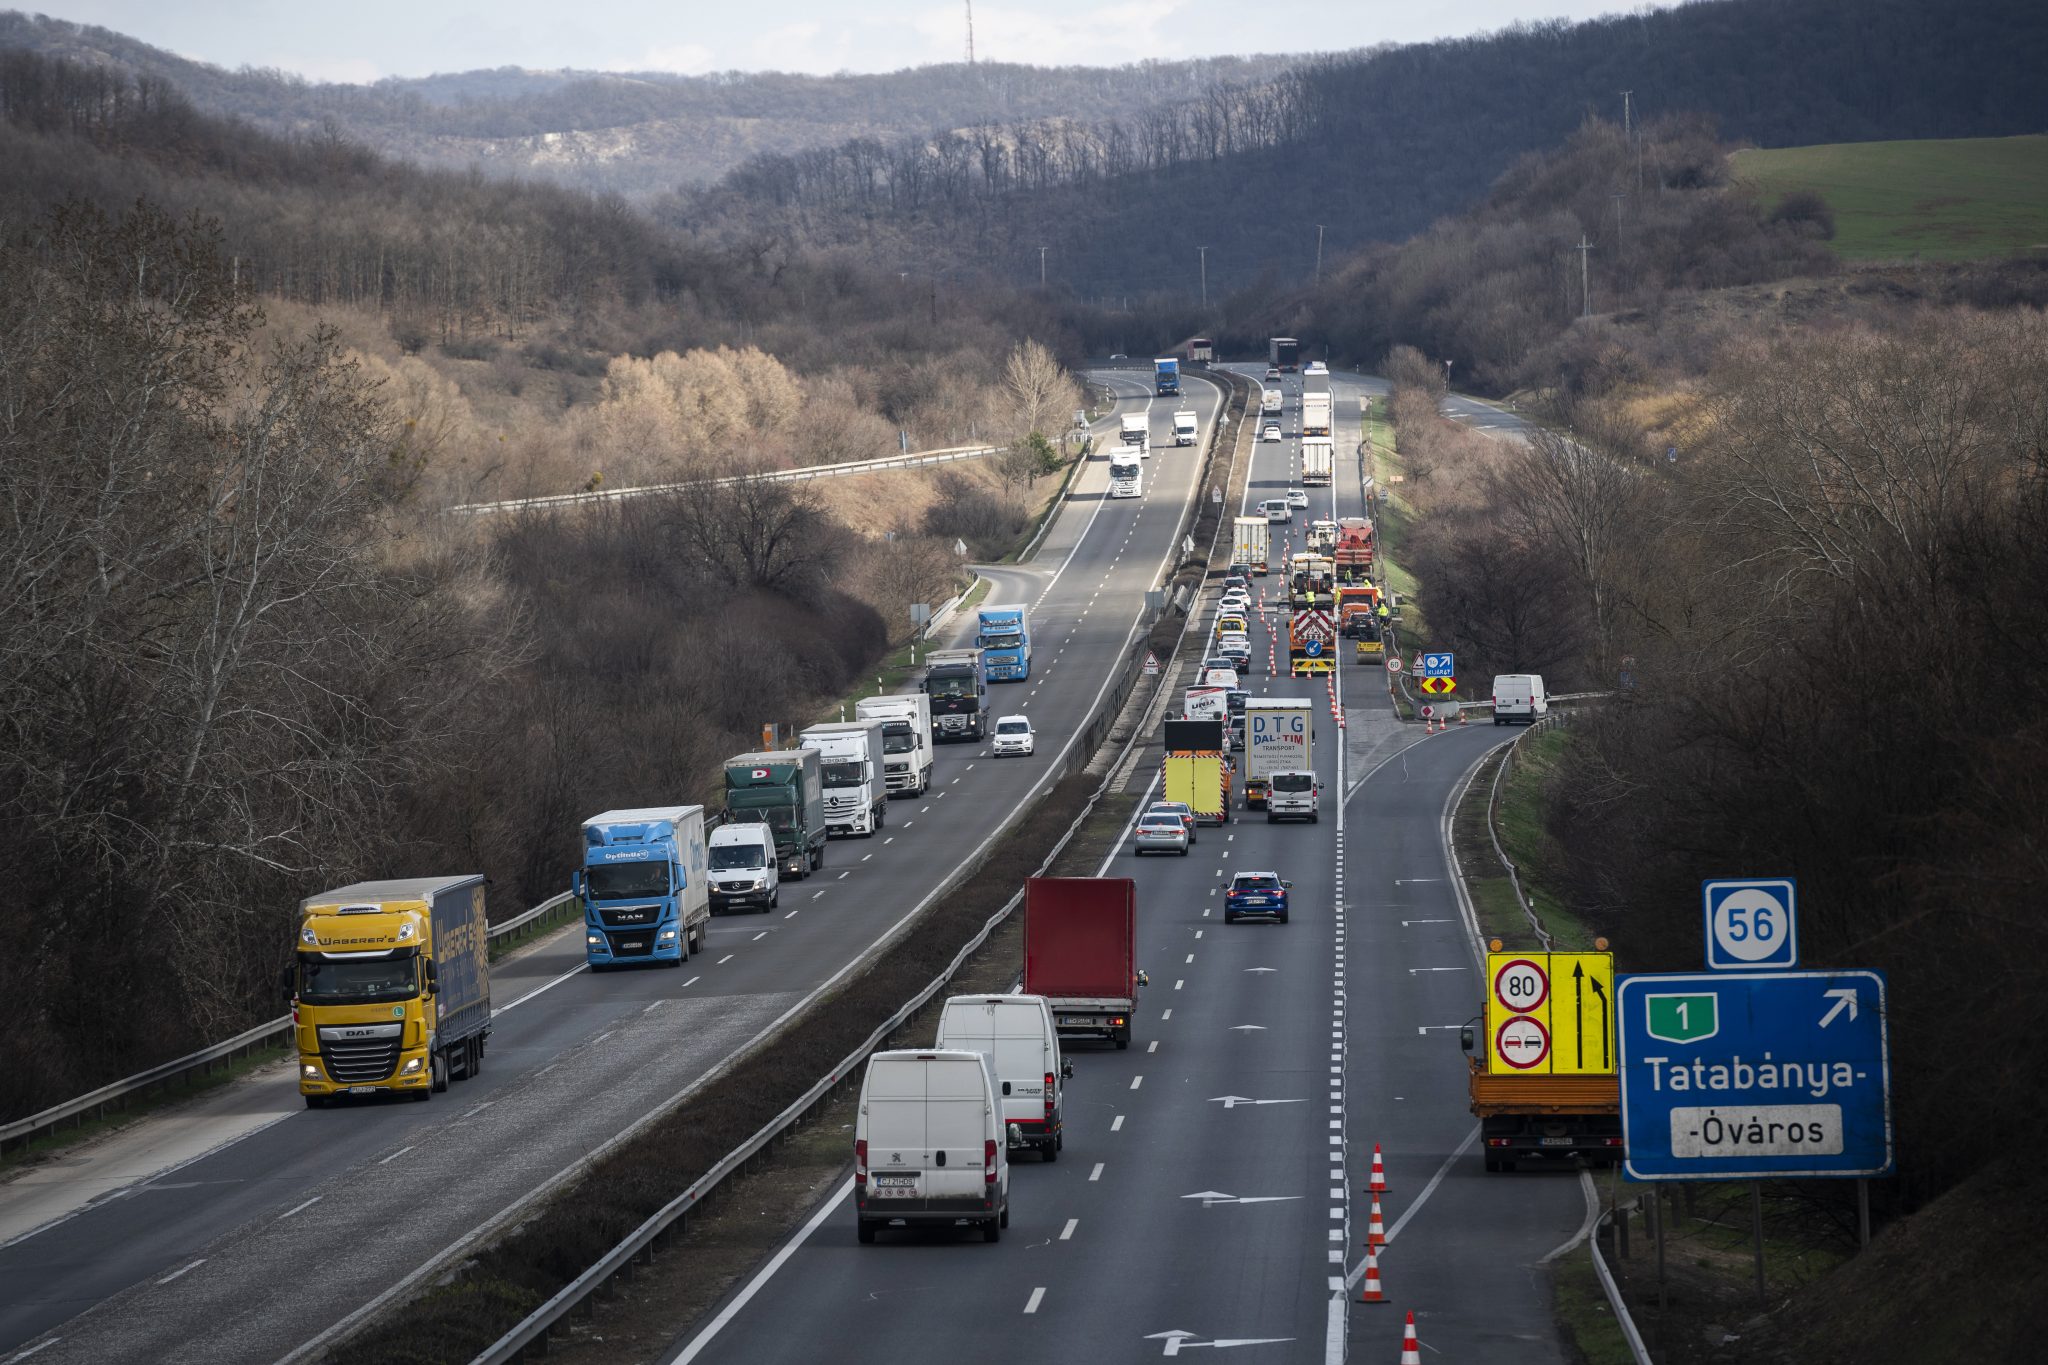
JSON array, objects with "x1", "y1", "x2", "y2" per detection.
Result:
[
  {"x1": 317, "y1": 1023, "x2": 403, "y2": 1084},
  {"x1": 605, "y1": 930, "x2": 654, "y2": 957},
  {"x1": 598, "y1": 905, "x2": 659, "y2": 928},
  {"x1": 824, "y1": 796, "x2": 860, "y2": 817}
]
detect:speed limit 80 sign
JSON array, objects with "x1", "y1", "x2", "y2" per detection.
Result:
[{"x1": 1702, "y1": 877, "x2": 1799, "y2": 971}]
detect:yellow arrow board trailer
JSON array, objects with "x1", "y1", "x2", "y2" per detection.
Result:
[
  {"x1": 1162, "y1": 717, "x2": 1230, "y2": 825},
  {"x1": 1462, "y1": 950, "x2": 1623, "y2": 1170}
]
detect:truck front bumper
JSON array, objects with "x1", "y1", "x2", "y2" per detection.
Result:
[
  {"x1": 298, "y1": 1047, "x2": 430, "y2": 1099},
  {"x1": 585, "y1": 925, "x2": 685, "y2": 963}
]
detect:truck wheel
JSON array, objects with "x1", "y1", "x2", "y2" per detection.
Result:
[
  {"x1": 1000, "y1": 1203, "x2": 1011, "y2": 1228},
  {"x1": 468, "y1": 1037, "x2": 483, "y2": 1077},
  {"x1": 857, "y1": 1220, "x2": 876, "y2": 1245},
  {"x1": 983, "y1": 1218, "x2": 1001, "y2": 1243},
  {"x1": 431, "y1": 1050, "x2": 450, "y2": 1093},
  {"x1": 1267, "y1": 813, "x2": 1277, "y2": 823},
  {"x1": 1311, "y1": 811, "x2": 1319, "y2": 823},
  {"x1": 303, "y1": 1094, "x2": 328, "y2": 1110},
  {"x1": 813, "y1": 844, "x2": 826, "y2": 871}
]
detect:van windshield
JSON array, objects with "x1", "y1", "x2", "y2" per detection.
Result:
[
  {"x1": 1273, "y1": 773, "x2": 1314, "y2": 792},
  {"x1": 710, "y1": 843, "x2": 766, "y2": 870}
]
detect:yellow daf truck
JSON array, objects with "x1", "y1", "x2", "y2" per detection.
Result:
[{"x1": 291, "y1": 875, "x2": 491, "y2": 1108}]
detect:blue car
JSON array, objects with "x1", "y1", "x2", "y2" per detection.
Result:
[{"x1": 1224, "y1": 871, "x2": 1291, "y2": 924}]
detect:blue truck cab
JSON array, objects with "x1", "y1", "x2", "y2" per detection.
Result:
[
  {"x1": 977, "y1": 604, "x2": 1033, "y2": 682},
  {"x1": 574, "y1": 805, "x2": 709, "y2": 968},
  {"x1": 1154, "y1": 357, "x2": 1180, "y2": 396}
]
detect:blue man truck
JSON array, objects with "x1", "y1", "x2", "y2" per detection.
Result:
[
  {"x1": 1154, "y1": 357, "x2": 1180, "y2": 396},
  {"x1": 977, "y1": 604, "x2": 1033, "y2": 682},
  {"x1": 575, "y1": 805, "x2": 710, "y2": 969},
  {"x1": 922, "y1": 646, "x2": 990, "y2": 741}
]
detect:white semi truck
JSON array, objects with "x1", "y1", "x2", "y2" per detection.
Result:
[
  {"x1": 856, "y1": 694, "x2": 934, "y2": 797},
  {"x1": 799, "y1": 719, "x2": 889, "y2": 836}
]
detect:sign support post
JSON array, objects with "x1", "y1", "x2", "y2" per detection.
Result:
[{"x1": 1751, "y1": 1181, "x2": 1767, "y2": 1306}]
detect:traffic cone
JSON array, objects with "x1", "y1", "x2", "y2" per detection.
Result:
[
  {"x1": 1358, "y1": 1247, "x2": 1386, "y2": 1303},
  {"x1": 1399, "y1": 1311, "x2": 1421, "y2": 1363},
  {"x1": 1366, "y1": 1194, "x2": 1387, "y2": 1247},
  {"x1": 1369, "y1": 1143, "x2": 1390, "y2": 1193},
  {"x1": 1457, "y1": 707, "x2": 1468, "y2": 726}
]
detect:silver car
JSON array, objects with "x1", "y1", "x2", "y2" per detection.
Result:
[
  {"x1": 1134, "y1": 814, "x2": 1191, "y2": 856},
  {"x1": 1146, "y1": 801, "x2": 1198, "y2": 845}
]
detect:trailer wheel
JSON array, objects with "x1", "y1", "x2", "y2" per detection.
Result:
[
  {"x1": 813, "y1": 843, "x2": 826, "y2": 872},
  {"x1": 467, "y1": 1037, "x2": 482, "y2": 1078},
  {"x1": 857, "y1": 1220, "x2": 876, "y2": 1245}
]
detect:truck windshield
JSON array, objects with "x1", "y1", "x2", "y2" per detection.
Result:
[
  {"x1": 710, "y1": 844, "x2": 767, "y2": 870},
  {"x1": 821, "y1": 761, "x2": 866, "y2": 785},
  {"x1": 981, "y1": 632, "x2": 1022, "y2": 649},
  {"x1": 882, "y1": 726, "x2": 917, "y2": 753},
  {"x1": 585, "y1": 860, "x2": 670, "y2": 899},
  {"x1": 926, "y1": 675, "x2": 975, "y2": 698},
  {"x1": 299, "y1": 954, "x2": 417, "y2": 1004},
  {"x1": 1272, "y1": 773, "x2": 1314, "y2": 792}
]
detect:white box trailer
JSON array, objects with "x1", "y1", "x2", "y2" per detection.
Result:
[
  {"x1": 1232, "y1": 516, "x2": 1270, "y2": 575},
  {"x1": 1242, "y1": 699, "x2": 1313, "y2": 810},
  {"x1": 1302, "y1": 436, "x2": 1334, "y2": 486}
]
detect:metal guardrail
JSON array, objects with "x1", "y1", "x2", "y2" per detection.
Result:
[
  {"x1": 0, "y1": 890, "x2": 579, "y2": 1157},
  {"x1": 446, "y1": 444, "x2": 1003, "y2": 517},
  {"x1": 467, "y1": 381, "x2": 1249, "y2": 1365}
]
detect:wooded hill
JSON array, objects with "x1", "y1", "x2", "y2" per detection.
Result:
[{"x1": 685, "y1": 0, "x2": 2048, "y2": 300}]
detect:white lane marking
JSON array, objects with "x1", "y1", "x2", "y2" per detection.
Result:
[
  {"x1": 1346, "y1": 1126, "x2": 1482, "y2": 1289},
  {"x1": 1111, "y1": 1115, "x2": 1125, "y2": 1132},
  {"x1": 5, "y1": 1339, "x2": 60, "y2": 1360},
  {"x1": 717, "y1": 954, "x2": 735, "y2": 965},
  {"x1": 1173, "y1": 979, "x2": 1184, "y2": 990},
  {"x1": 1161, "y1": 1009, "x2": 1172, "y2": 1020},
  {"x1": 783, "y1": 910, "x2": 798, "y2": 919},
  {"x1": 1185, "y1": 953, "x2": 1195, "y2": 963},
  {"x1": 884, "y1": 836, "x2": 895, "y2": 845},
  {"x1": 1024, "y1": 1287, "x2": 1046, "y2": 1314},
  {"x1": 1194, "y1": 930, "x2": 1204, "y2": 940},
  {"x1": 463, "y1": 1101, "x2": 496, "y2": 1116},
  {"x1": 752, "y1": 932, "x2": 768, "y2": 942},
  {"x1": 670, "y1": 1177, "x2": 851, "y2": 1363},
  {"x1": 1147, "y1": 1041, "x2": 1159, "y2": 1053},
  {"x1": 838, "y1": 871, "x2": 852, "y2": 880},
  {"x1": 277, "y1": 1196, "x2": 322, "y2": 1220},
  {"x1": 1089, "y1": 1163, "x2": 1104, "y2": 1182},
  {"x1": 1129, "y1": 1075, "x2": 1143, "y2": 1090},
  {"x1": 861, "y1": 854, "x2": 873, "y2": 862},
  {"x1": 682, "y1": 976, "x2": 700, "y2": 987},
  {"x1": 493, "y1": 961, "x2": 587, "y2": 1016},
  {"x1": 812, "y1": 891, "x2": 826, "y2": 899},
  {"x1": 1060, "y1": 1219, "x2": 1077, "y2": 1241},
  {"x1": 377, "y1": 1146, "x2": 414, "y2": 1166},
  {"x1": 155, "y1": 1258, "x2": 205, "y2": 1285}
]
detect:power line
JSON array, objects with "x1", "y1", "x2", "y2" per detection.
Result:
[{"x1": 965, "y1": 1, "x2": 975, "y2": 64}]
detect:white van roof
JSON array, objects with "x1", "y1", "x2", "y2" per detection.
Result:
[{"x1": 708, "y1": 821, "x2": 771, "y2": 844}]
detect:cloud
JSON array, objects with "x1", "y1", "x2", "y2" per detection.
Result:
[
  {"x1": 258, "y1": 53, "x2": 384, "y2": 84},
  {"x1": 920, "y1": 0, "x2": 1196, "y2": 68},
  {"x1": 637, "y1": 42, "x2": 717, "y2": 73}
]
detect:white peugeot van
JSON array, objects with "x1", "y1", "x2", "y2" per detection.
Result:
[
  {"x1": 707, "y1": 821, "x2": 779, "y2": 913},
  {"x1": 935, "y1": 994, "x2": 1071, "y2": 1161},
  {"x1": 1491, "y1": 674, "x2": 1550, "y2": 725},
  {"x1": 854, "y1": 1049, "x2": 1011, "y2": 1244}
]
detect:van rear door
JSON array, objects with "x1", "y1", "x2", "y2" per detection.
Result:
[
  {"x1": 863, "y1": 1058, "x2": 930, "y2": 1199},
  {"x1": 923, "y1": 1057, "x2": 990, "y2": 1201}
]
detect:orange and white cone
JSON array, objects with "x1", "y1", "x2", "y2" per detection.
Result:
[
  {"x1": 1369, "y1": 1143, "x2": 1390, "y2": 1193},
  {"x1": 1366, "y1": 1194, "x2": 1387, "y2": 1247},
  {"x1": 1358, "y1": 1247, "x2": 1386, "y2": 1303},
  {"x1": 1399, "y1": 1311, "x2": 1422, "y2": 1363}
]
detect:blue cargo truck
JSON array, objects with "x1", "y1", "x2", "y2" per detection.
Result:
[
  {"x1": 574, "y1": 805, "x2": 709, "y2": 969},
  {"x1": 977, "y1": 604, "x2": 1033, "y2": 682},
  {"x1": 1154, "y1": 357, "x2": 1180, "y2": 396}
]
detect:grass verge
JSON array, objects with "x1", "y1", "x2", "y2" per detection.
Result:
[{"x1": 1552, "y1": 1247, "x2": 1639, "y2": 1365}]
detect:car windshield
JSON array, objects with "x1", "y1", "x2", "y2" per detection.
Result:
[
  {"x1": 1234, "y1": 874, "x2": 1281, "y2": 891},
  {"x1": 998, "y1": 722, "x2": 1029, "y2": 734},
  {"x1": 1150, "y1": 804, "x2": 1189, "y2": 817},
  {"x1": 586, "y1": 860, "x2": 670, "y2": 898},
  {"x1": 298, "y1": 952, "x2": 418, "y2": 1004},
  {"x1": 1139, "y1": 818, "x2": 1181, "y2": 832},
  {"x1": 1272, "y1": 773, "x2": 1314, "y2": 792},
  {"x1": 710, "y1": 843, "x2": 767, "y2": 870}
]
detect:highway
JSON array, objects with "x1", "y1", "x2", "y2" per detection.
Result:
[
  {"x1": 0, "y1": 372, "x2": 1225, "y2": 1364},
  {"x1": 665, "y1": 366, "x2": 1587, "y2": 1364}
]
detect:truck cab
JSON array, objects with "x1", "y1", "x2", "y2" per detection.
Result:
[
  {"x1": 1154, "y1": 357, "x2": 1180, "y2": 396},
  {"x1": 922, "y1": 647, "x2": 989, "y2": 741},
  {"x1": 1173, "y1": 409, "x2": 1198, "y2": 446},
  {"x1": 856, "y1": 694, "x2": 934, "y2": 796},
  {"x1": 799, "y1": 720, "x2": 888, "y2": 837},
  {"x1": 977, "y1": 604, "x2": 1032, "y2": 682},
  {"x1": 576, "y1": 806, "x2": 709, "y2": 968},
  {"x1": 723, "y1": 749, "x2": 828, "y2": 878}
]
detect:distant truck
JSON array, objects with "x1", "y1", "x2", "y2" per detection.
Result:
[
  {"x1": 977, "y1": 604, "x2": 1033, "y2": 682},
  {"x1": 1242, "y1": 698, "x2": 1313, "y2": 810},
  {"x1": 576, "y1": 805, "x2": 710, "y2": 968},
  {"x1": 1109, "y1": 446, "x2": 1143, "y2": 499},
  {"x1": 1232, "y1": 516, "x2": 1270, "y2": 575},
  {"x1": 1335, "y1": 517, "x2": 1377, "y2": 580},
  {"x1": 922, "y1": 647, "x2": 989, "y2": 742},
  {"x1": 1463, "y1": 997, "x2": 1623, "y2": 1171},
  {"x1": 1260, "y1": 386, "x2": 1283, "y2": 416},
  {"x1": 856, "y1": 693, "x2": 934, "y2": 797},
  {"x1": 1302, "y1": 373, "x2": 1331, "y2": 437},
  {"x1": 1190, "y1": 337, "x2": 1214, "y2": 364},
  {"x1": 1154, "y1": 357, "x2": 1180, "y2": 396},
  {"x1": 1119, "y1": 412, "x2": 1149, "y2": 452},
  {"x1": 1269, "y1": 337, "x2": 1300, "y2": 373},
  {"x1": 724, "y1": 748, "x2": 828, "y2": 878},
  {"x1": 293, "y1": 874, "x2": 490, "y2": 1106},
  {"x1": 799, "y1": 719, "x2": 888, "y2": 837},
  {"x1": 1164, "y1": 716, "x2": 1230, "y2": 825},
  {"x1": 1302, "y1": 436, "x2": 1334, "y2": 486},
  {"x1": 1025, "y1": 876, "x2": 1144, "y2": 1049},
  {"x1": 1173, "y1": 409, "x2": 1198, "y2": 446}
]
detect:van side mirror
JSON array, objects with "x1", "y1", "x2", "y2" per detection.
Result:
[
  {"x1": 1459, "y1": 1026, "x2": 1475, "y2": 1053},
  {"x1": 1137, "y1": 970, "x2": 1150, "y2": 988},
  {"x1": 1061, "y1": 1060, "x2": 1074, "y2": 1079},
  {"x1": 1007, "y1": 1122, "x2": 1022, "y2": 1147}
]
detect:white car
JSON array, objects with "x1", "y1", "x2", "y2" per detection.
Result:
[
  {"x1": 991, "y1": 714, "x2": 1035, "y2": 756},
  {"x1": 1218, "y1": 594, "x2": 1252, "y2": 617},
  {"x1": 1262, "y1": 423, "x2": 1283, "y2": 443},
  {"x1": 1287, "y1": 487, "x2": 1309, "y2": 508}
]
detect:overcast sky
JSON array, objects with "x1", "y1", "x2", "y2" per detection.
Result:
[{"x1": 31, "y1": 1, "x2": 1644, "y2": 83}]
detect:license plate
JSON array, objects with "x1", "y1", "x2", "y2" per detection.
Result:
[
  {"x1": 875, "y1": 1176, "x2": 916, "y2": 1196},
  {"x1": 1060, "y1": 1016, "x2": 1095, "y2": 1027},
  {"x1": 349, "y1": 1086, "x2": 378, "y2": 1095},
  {"x1": 1541, "y1": 1137, "x2": 1574, "y2": 1147},
  {"x1": 621, "y1": 939, "x2": 647, "y2": 950}
]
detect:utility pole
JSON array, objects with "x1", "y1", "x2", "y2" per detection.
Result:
[
  {"x1": 1611, "y1": 193, "x2": 1629, "y2": 297},
  {"x1": 1038, "y1": 245, "x2": 1047, "y2": 288},
  {"x1": 965, "y1": 1, "x2": 974, "y2": 64},
  {"x1": 1198, "y1": 245, "x2": 1210, "y2": 307},
  {"x1": 1621, "y1": 89, "x2": 1632, "y2": 139},
  {"x1": 1575, "y1": 235, "x2": 1594, "y2": 318},
  {"x1": 1314, "y1": 224, "x2": 1325, "y2": 283}
]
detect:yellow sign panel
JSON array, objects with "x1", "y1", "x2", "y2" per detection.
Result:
[
  {"x1": 1419, "y1": 676, "x2": 1457, "y2": 695},
  {"x1": 1485, "y1": 951, "x2": 1615, "y2": 1075}
]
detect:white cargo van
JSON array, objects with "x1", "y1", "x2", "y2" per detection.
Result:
[
  {"x1": 1491, "y1": 673, "x2": 1549, "y2": 724},
  {"x1": 1265, "y1": 769, "x2": 1320, "y2": 822},
  {"x1": 707, "y1": 821, "x2": 778, "y2": 913},
  {"x1": 854, "y1": 1049, "x2": 1011, "y2": 1243},
  {"x1": 935, "y1": 994, "x2": 1071, "y2": 1160}
]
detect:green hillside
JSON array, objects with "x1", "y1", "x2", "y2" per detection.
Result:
[{"x1": 1732, "y1": 135, "x2": 2048, "y2": 261}]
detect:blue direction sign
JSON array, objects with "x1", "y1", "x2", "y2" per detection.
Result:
[
  {"x1": 1618, "y1": 970, "x2": 1891, "y2": 1181},
  {"x1": 1420, "y1": 651, "x2": 1455, "y2": 678},
  {"x1": 1703, "y1": 878, "x2": 1799, "y2": 970}
]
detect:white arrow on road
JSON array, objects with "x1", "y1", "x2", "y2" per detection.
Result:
[
  {"x1": 1244, "y1": 967, "x2": 1279, "y2": 974},
  {"x1": 1209, "y1": 1096, "x2": 1307, "y2": 1109},
  {"x1": 1819, "y1": 987, "x2": 1859, "y2": 1028},
  {"x1": 1228, "y1": 1025, "x2": 1268, "y2": 1032},
  {"x1": 1144, "y1": 1331, "x2": 1297, "y2": 1357},
  {"x1": 1182, "y1": 1191, "x2": 1303, "y2": 1206},
  {"x1": 1393, "y1": 878, "x2": 1443, "y2": 885}
]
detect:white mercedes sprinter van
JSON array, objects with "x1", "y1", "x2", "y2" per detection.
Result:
[
  {"x1": 935, "y1": 994, "x2": 1070, "y2": 1160},
  {"x1": 1491, "y1": 674, "x2": 1550, "y2": 724},
  {"x1": 854, "y1": 1049, "x2": 1010, "y2": 1243}
]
